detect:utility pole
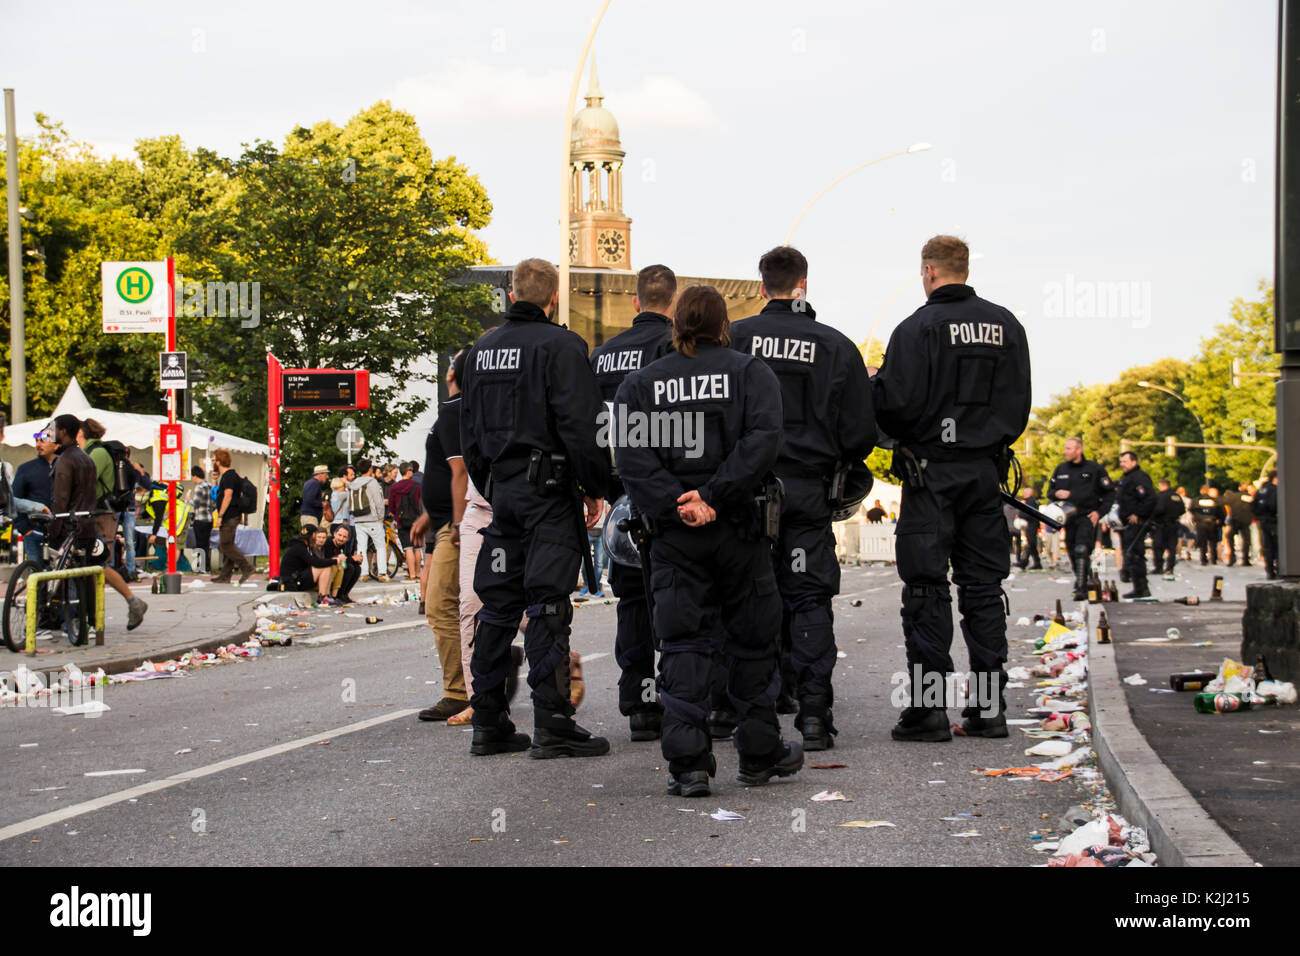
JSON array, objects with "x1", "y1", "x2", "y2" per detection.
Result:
[
  {"x1": 4, "y1": 89, "x2": 26, "y2": 423},
  {"x1": 1277, "y1": 0, "x2": 1300, "y2": 578}
]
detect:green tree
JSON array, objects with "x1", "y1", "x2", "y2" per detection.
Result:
[
  {"x1": 1185, "y1": 281, "x2": 1277, "y2": 487},
  {"x1": 1, "y1": 117, "x2": 233, "y2": 414},
  {"x1": 182, "y1": 102, "x2": 494, "y2": 539}
]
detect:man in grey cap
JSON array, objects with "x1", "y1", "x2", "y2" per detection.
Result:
[{"x1": 301, "y1": 463, "x2": 330, "y2": 532}]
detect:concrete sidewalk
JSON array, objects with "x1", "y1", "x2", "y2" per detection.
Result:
[
  {"x1": 2, "y1": 571, "x2": 421, "y2": 680},
  {"x1": 1083, "y1": 561, "x2": 1299, "y2": 867}
]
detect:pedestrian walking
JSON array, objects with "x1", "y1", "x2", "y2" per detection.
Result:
[
  {"x1": 348, "y1": 459, "x2": 388, "y2": 581},
  {"x1": 1151, "y1": 478, "x2": 1184, "y2": 578},
  {"x1": 1190, "y1": 485, "x2": 1223, "y2": 565},
  {"x1": 1251, "y1": 470, "x2": 1279, "y2": 578},
  {"x1": 387, "y1": 461, "x2": 424, "y2": 583},
  {"x1": 188, "y1": 465, "x2": 214, "y2": 573},
  {"x1": 211, "y1": 448, "x2": 254, "y2": 584}
]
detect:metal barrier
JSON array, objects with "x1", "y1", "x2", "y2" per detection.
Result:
[
  {"x1": 26, "y1": 566, "x2": 106, "y2": 655},
  {"x1": 834, "y1": 519, "x2": 897, "y2": 563}
]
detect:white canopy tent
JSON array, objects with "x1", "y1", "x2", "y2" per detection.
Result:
[{"x1": 0, "y1": 377, "x2": 271, "y2": 529}]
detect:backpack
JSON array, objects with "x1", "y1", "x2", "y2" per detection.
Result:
[
  {"x1": 397, "y1": 486, "x2": 421, "y2": 527},
  {"x1": 98, "y1": 440, "x2": 135, "y2": 512},
  {"x1": 238, "y1": 475, "x2": 257, "y2": 514},
  {"x1": 349, "y1": 479, "x2": 373, "y2": 519}
]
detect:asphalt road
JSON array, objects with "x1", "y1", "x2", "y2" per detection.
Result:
[{"x1": 0, "y1": 559, "x2": 1156, "y2": 867}]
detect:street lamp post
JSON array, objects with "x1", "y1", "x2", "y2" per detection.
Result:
[
  {"x1": 1137, "y1": 380, "x2": 1207, "y2": 485},
  {"x1": 784, "y1": 143, "x2": 932, "y2": 245}
]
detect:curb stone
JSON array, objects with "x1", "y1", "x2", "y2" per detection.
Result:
[
  {"x1": 1084, "y1": 601, "x2": 1256, "y2": 867},
  {"x1": 29, "y1": 593, "x2": 263, "y2": 683}
]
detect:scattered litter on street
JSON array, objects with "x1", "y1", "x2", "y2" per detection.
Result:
[
  {"x1": 710, "y1": 809, "x2": 744, "y2": 821},
  {"x1": 839, "y1": 820, "x2": 895, "y2": 829},
  {"x1": 810, "y1": 790, "x2": 848, "y2": 802},
  {"x1": 1122, "y1": 674, "x2": 1147, "y2": 686}
]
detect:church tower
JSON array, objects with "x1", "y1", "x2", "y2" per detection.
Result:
[{"x1": 569, "y1": 56, "x2": 632, "y2": 270}]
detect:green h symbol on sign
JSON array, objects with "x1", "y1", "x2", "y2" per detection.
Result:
[{"x1": 117, "y1": 267, "x2": 153, "y2": 304}]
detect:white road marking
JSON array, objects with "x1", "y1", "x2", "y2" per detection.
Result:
[
  {"x1": 0, "y1": 708, "x2": 419, "y2": 843},
  {"x1": 301, "y1": 620, "x2": 423, "y2": 645}
]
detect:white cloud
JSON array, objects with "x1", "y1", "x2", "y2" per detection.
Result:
[{"x1": 388, "y1": 58, "x2": 716, "y2": 129}]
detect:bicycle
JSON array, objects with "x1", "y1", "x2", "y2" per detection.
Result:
[
  {"x1": 363, "y1": 516, "x2": 403, "y2": 581},
  {"x1": 3, "y1": 510, "x2": 109, "y2": 652}
]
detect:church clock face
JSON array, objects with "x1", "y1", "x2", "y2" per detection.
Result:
[
  {"x1": 597, "y1": 229, "x2": 626, "y2": 265},
  {"x1": 569, "y1": 230, "x2": 578, "y2": 263}
]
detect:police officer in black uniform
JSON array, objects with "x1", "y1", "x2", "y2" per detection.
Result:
[
  {"x1": 1151, "y1": 478, "x2": 1185, "y2": 578},
  {"x1": 730, "y1": 246, "x2": 875, "y2": 751},
  {"x1": 459, "y1": 258, "x2": 610, "y2": 759},
  {"x1": 1048, "y1": 438, "x2": 1114, "y2": 600},
  {"x1": 870, "y1": 236, "x2": 1032, "y2": 742},
  {"x1": 1115, "y1": 451, "x2": 1156, "y2": 599},
  {"x1": 589, "y1": 264, "x2": 677, "y2": 741},
  {"x1": 614, "y1": 285, "x2": 802, "y2": 797},
  {"x1": 1252, "y1": 470, "x2": 1279, "y2": 578},
  {"x1": 1189, "y1": 486, "x2": 1224, "y2": 565}
]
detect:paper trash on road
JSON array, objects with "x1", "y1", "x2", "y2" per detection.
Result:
[
  {"x1": 810, "y1": 790, "x2": 848, "y2": 802},
  {"x1": 1024, "y1": 740, "x2": 1073, "y2": 757},
  {"x1": 51, "y1": 700, "x2": 110, "y2": 716},
  {"x1": 839, "y1": 820, "x2": 895, "y2": 829},
  {"x1": 710, "y1": 809, "x2": 745, "y2": 821},
  {"x1": 1122, "y1": 674, "x2": 1148, "y2": 686}
]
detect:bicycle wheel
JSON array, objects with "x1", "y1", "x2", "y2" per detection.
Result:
[
  {"x1": 386, "y1": 541, "x2": 401, "y2": 579},
  {"x1": 62, "y1": 576, "x2": 90, "y2": 648},
  {"x1": 2, "y1": 560, "x2": 41, "y2": 652}
]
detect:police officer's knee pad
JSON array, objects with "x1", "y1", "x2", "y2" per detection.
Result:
[
  {"x1": 525, "y1": 600, "x2": 572, "y2": 637},
  {"x1": 957, "y1": 583, "x2": 1008, "y2": 616}
]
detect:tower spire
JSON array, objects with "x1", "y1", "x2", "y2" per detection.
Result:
[{"x1": 585, "y1": 53, "x2": 603, "y2": 106}]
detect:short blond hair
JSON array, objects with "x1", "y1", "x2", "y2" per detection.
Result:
[
  {"x1": 921, "y1": 235, "x2": 969, "y2": 278},
  {"x1": 512, "y1": 258, "x2": 559, "y2": 307}
]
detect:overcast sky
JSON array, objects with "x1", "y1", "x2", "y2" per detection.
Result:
[{"x1": 1, "y1": 0, "x2": 1279, "y2": 453}]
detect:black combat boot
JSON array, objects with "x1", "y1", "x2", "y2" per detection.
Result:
[
  {"x1": 629, "y1": 708, "x2": 663, "y2": 742},
  {"x1": 736, "y1": 740, "x2": 804, "y2": 786},
  {"x1": 795, "y1": 694, "x2": 837, "y2": 751},
  {"x1": 667, "y1": 753, "x2": 716, "y2": 798},
  {"x1": 470, "y1": 712, "x2": 531, "y2": 756},
  {"x1": 531, "y1": 721, "x2": 610, "y2": 759},
  {"x1": 890, "y1": 706, "x2": 952, "y2": 742}
]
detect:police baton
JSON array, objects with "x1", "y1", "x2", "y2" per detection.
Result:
[{"x1": 1000, "y1": 492, "x2": 1063, "y2": 532}]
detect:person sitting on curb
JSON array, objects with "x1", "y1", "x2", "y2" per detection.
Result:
[
  {"x1": 323, "y1": 524, "x2": 362, "y2": 604},
  {"x1": 280, "y1": 526, "x2": 341, "y2": 605}
]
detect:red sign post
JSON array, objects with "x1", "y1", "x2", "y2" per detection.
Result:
[
  {"x1": 266, "y1": 354, "x2": 369, "y2": 582},
  {"x1": 160, "y1": 258, "x2": 183, "y2": 594}
]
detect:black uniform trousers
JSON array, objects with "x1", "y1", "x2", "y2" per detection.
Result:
[
  {"x1": 1260, "y1": 519, "x2": 1279, "y2": 578},
  {"x1": 1063, "y1": 514, "x2": 1097, "y2": 589},
  {"x1": 895, "y1": 458, "x2": 1009, "y2": 716},
  {"x1": 1119, "y1": 524, "x2": 1148, "y2": 589},
  {"x1": 650, "y1": 520, "x2": 783, "y2": 774},
  {"x1": 772, "y1": 475, "x2": 840, "y2": 724},
  {"x1": 470, "y1": 475, "x2": 581, "y2": 731},
  {"x1": 1014, "y1": 527, "x2": 1041, "y2": 569},
  {"x1": 1154, "y1": 522, "x2": 1179, "y2": 573},
  {"x1": 1225, "y1": 524, "x2": 1252, "y2": 565},
  {"x1": 1194, "y1": 521, "x2": 1219, "y2": 564},
  {"x1": 610, "y1": 560, "x2": 657, "y2": 716}
]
